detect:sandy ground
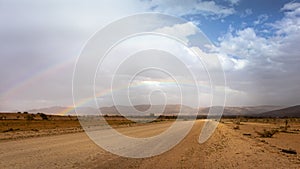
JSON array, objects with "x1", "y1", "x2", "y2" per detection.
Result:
[{"x1": 0, "y1": 120, "x2": 299, "y2": 169}]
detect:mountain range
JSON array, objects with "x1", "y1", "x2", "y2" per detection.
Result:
[
  {"x1": 255, "y1": 105, "x2": 300, "y2": 118},
  {"x1": 26, "y1": 104, "x2": 300, "y2": 117}
]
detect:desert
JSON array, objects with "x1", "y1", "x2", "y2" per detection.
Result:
[
  {"x1": 1, "y1": 1, "x2": 300, "y2": 168},
  {"x1": 1, "y1": 107, "x2": 300, "y2": 168}
]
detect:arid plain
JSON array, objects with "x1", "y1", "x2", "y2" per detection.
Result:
[{"x1": 1, "y1": 112, "x2": 300, "y2": 169}]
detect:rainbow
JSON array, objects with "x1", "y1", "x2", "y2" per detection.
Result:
[
  {"x1": 58, "y1": 79, "x2": 210, "y2": 116},
  {"x1": 0, "y1": 58, "x2": 74, "y2": 111},
  {"x1": 0, "y1": 57, "x2": 211, "y2": 115}
]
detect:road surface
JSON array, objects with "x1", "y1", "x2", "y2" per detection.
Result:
[{"x1": 0, "y1": 120, "x2": 299, "y2": 168}]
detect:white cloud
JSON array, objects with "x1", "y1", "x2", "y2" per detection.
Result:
[
  {"x1": 218, "y1": 27, "x2": 272, "y2": 60},
  {"x1": 226, "y1": 0, "x2": 240, "y2": 6},
  {"x1": 215, "y1": 2, "x2": 300, "y2": 105},
  {"x1": 194, "y1": 1, "x2": 235, "y2": 18},
  {"x1": 271, "y1": 2, "x2": 300, "y2": 60},
  {"x1": 147, "y1": 0, "x2": 236, "y2": 18},
  {"x1": 274, "y1": 3, "x2": 300, "y2": 35},
  {"x1": 254, "y1": 14, "x2": 269, "y2": 25},
  {"x1": 281, "y1": 2, "x2": 300, "y2": 11},
  {"x1": 280, "y1": 2, "x2": 300, "y2": 18},
  {"x1": 240, "y1": 9, "x2": 253, "y2": 18},
  {"x1": 154, "y1": 22, "x2": 198, "y2": 43}
]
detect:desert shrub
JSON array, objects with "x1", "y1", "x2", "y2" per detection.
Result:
[
  {"x1": 233, "y1": 125, "x2": 240, "y2": 130},
  {"x1": 256, "y1": 129, "x2": 278, "y2": 138},
  {"x1": 3, "y1": 128, "x2": 14, "y2": 132},
  {"x1": 241, "y1": 118, "x2": 248, "y2": 122},
  {"x1": 23, "y1": 112, "x2": 28, "y2": 114},
  {"x1": 232, "y1": 116, "x2": 242, "y2": 125},
  {"x1": 284, "y1": 119, "x2": 290, "y2": 130},
  {"x1": 3, "y1": 128, "x2": 20, "y2": 132},
  {"x1": 234, "y1": 119, "x2": 241, "y2": 125},
  {"x1": 26, "y1": 114, "x2": 34, "y2": 121},
  {"x1": 243, "y1": 133, "x2": 251, "y2": 136},
  {"x1": 39, "y1": 113, "x2": 48, "y2": 120}
]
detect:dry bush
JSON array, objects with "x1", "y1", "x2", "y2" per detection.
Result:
[
  {"x1": 255, "y1": 129, "x2": 278, "y2": 138},
  {"x1": 235, "y1": 121, "x2": 241, "y2": 125},
  {"x1": 234, "y1": 118, "x2": 241, "y2": 125},
  {"x1": 233, "y1": 125, "x2": 240, "y2": 130},
  {"x1": 38, "y1": 113, "x2": 48, "y2": 120},
  {"x1": 26, "y1": 114, "x2": 34, "y2": 121}
]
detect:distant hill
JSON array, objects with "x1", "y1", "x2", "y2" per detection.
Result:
[
  {"x1": 27, "y1": 105, "x2": 283, "y2": 116},
  {"x1": 256, "y1": 105, "x2": 300, "y2": 117},
  {"x1": 99, "y1": 104, "x2": 198, "y2": 116},
  {"x1": 27, "y1": 105, "x2": 196, "y2": 116},
  {"x1": 198, "y1": 105, "x2": 282, "y2": 116},
  {"x1": 28, "y1": 106, "x2": 98, "y2": 115}
]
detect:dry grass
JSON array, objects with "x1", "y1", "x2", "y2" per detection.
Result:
[
  {"x1": 0, "y1": 113, "x2": 174, "y2": 139},
  {"x1": 0, "y1": 120, "x2": 81, "y2": 133},
  {"x1": 104, "y1": 116, "x2": 137, "y2": 126}
]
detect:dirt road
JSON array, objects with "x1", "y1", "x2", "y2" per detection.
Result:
[{"x1": 0, "y1": 120, "x2": 299, "y2": 168}]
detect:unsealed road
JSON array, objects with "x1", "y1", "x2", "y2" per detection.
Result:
[{"x1": 0, "y1": 120, "x2": 298, "y2": 168}]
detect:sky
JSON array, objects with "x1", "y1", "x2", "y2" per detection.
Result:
[{"x1": 0, "y1": 0, "x2": 300, "y2": 111}]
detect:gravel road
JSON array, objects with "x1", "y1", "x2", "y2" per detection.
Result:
[{"x1": 0, "y1": 120, "x2": 298, "y2": 169}]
